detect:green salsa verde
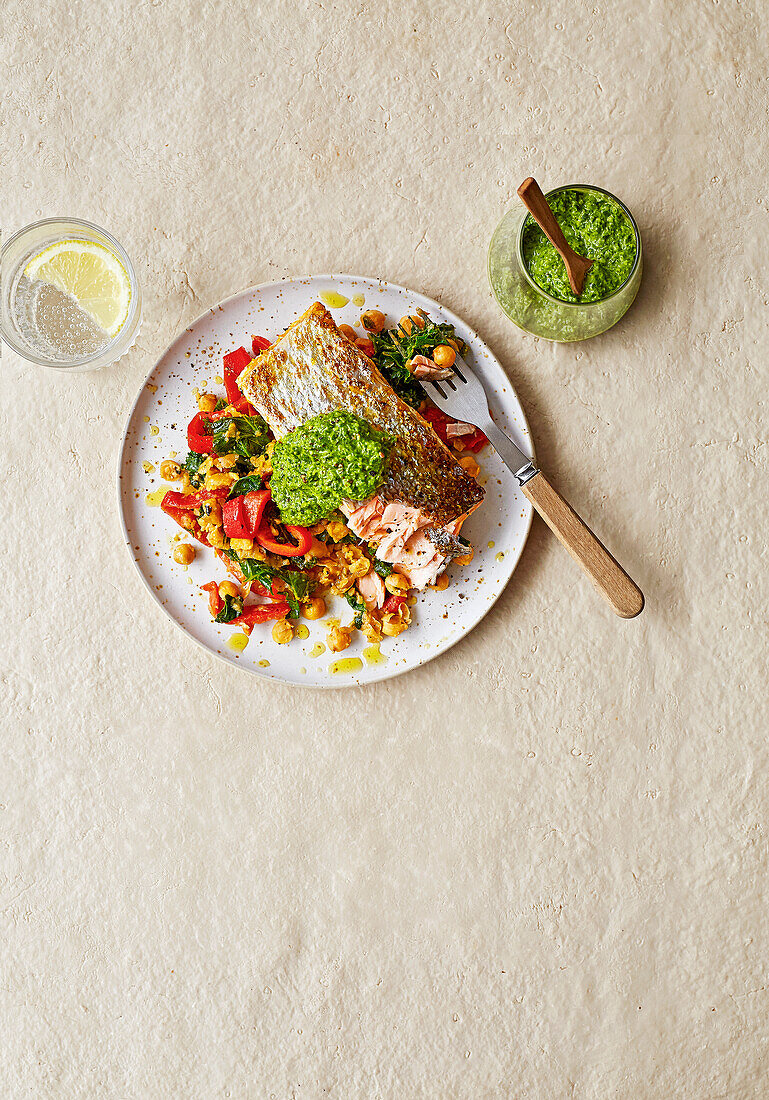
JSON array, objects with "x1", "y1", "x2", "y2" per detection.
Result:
[
  {"x1": 522, "y1": 188, "x2": 637, "y2": 304},
  {"x1": 270, "y1": 410, "x2": 392, "y2": 527}
]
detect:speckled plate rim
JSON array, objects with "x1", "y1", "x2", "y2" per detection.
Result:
[{"x1": 117, "y1": 275, "x2": 535, "y2": 688}]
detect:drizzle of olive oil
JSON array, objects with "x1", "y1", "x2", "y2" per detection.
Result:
[
  {"x1": 487, "y1": 540, "x2": 495, "y2": 549},
  {"x1": 495, "y1": 551, "x2": 505, "y2": 562},
  {"x1": 143, "y1": 461, "x2": 155, "y2": 474},
  {"x1": 228, "y1": 633, "x2": 249, "y2": 653},
  {"x1": 310, "y1": 643, "x2": 326, "y2": 658},
  {"x1": 147, "y1": 383, "x2": 158, "y2": 394},
  {"x1": 329, "y1": 657, "x2": 363, "y2": 675},
  {"x1": 146, "y1": 487, "x2": 169, "y2": 507},
  {"x1": 296, "y1": 624, "x2": 310, "y2": 640},
  {"x1": 258, "y1": 659, "x2": 270, "y2": 668},
  {"x1": 352, "y1": 293, "x2": 365, "y2": 307},
  {"x1": 320, "y1": 291, "x2": 349, "y2": 309},
  {"x1": 150, "y1": 425, "x2": 159, "y2": 436},
  {"x1": 363, "y1": 643, "x2": 388, "y2": 666}
]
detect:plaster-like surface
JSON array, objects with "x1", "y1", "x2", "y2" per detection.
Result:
[{"x1": 1, "y1": 2, "x2": 767, "y2": 1095}]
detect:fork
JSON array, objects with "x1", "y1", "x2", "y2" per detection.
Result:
[{"x1": 411, "y1": 328, "x2": 644, "y2": 618}]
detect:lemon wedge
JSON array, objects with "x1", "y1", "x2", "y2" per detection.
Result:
[{"x1": 25, "y1": 239, "x2": 131, "y2": 337}]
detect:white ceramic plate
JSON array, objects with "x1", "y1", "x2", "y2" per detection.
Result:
[{"x1": 118, "y1": 275, "x2": 534, "y2": 687}]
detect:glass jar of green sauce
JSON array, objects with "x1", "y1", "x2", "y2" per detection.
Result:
[{"x1": 488, "y1": 184, "x2": 642, "y2": 342}]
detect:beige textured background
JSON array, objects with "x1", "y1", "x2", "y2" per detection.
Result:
[{"x1": 2, "y1": 1, "x2": 767, "y2": 1096}]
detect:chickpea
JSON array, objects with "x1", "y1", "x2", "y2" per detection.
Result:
[
  {"x1": 455, "y1": 550, "x2": 474, "y2": 566},
  {"x1": 197, "y1": 392, "x2": 218, "y2": 413},
  {"x1": 459, "y1": 456, "x2": 480, "y2": 478},
  {"x1": 326, "y1": 520, "x2": 350, "y2": 542},
  {"x1": 229, "y1": 538, "x2": 253, "y2": 553},
  {"x1": 432, "y1": 344, "x2": 456, "y2": 368},
  {"x1": 218, "y1": 581, "x2": 240, "y2": 599},
  {"x1": 360, "y1": 309, "x2": 385, "y2": 334},
  {"x1": 430, "y1": 573, "x2": 450, "y2": 591},
  {"x1": 173, "y1": 543, "x2": 195, "y2": 565},
  {"x1": 241, "y1": 545, "x2": 267, "y2": 563},
  {"x1": 217, "y1": 452, "x2": 239, "y2": 469},
  {"x1": 208, "y1": 529, "x2": 226, "y2": 548},
  {"x1": 402, "y1": 312, "x2": 426, "y2": 332},
  {"x1": 272, "y1": 619, "x2": 293, "y2": 645},
  {"x1": 327, "y1": 625, "x2": 352, "y2": 652},
  {"x1": 361, "y1": 618, "x2": 382, "y2": 643},
  {"x1": 199, "y1": 500, "x2": 222, "y2": 522},
  {"x1": 303, "y1": 596, "x2": 327, "y2": 620},
  {"x1": 305, "y1": 536, "x2": 327, "y2": 561},
  {"x1": 385, "y1": 573, "x2": 411, "y2": 595},
  {"x1": 355, "y1": 337, "x2": 375, "y2": 357},
  {"x1": 160, "y1": 459, "x2": 183, "y2": 481},
  {"x1": 398, "y1": 316, "x2": 414, "y2": 335},
  {"x1": 381, "y1": 618, "x2": 404, "y2": 637},
  {"x1": 339, "y1": 324, "x2": 358, "y2": 342},
  {"x1": 204, "y1": 470, "x2": 234, "y2": 490}
]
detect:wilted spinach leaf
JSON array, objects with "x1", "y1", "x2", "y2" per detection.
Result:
[
  {"x1": 214, "y1": 594, "x2": 243, "y2": 623},
  {"x1": 227, "y1": 474, "x2": 264, "y2": 499},
  {"x1": 373, "y1": 558, "x2": 394, "y2": 579},
  {"x1": 213, "y1": 415, "x2": 270, "y2": 459},
  {"x1": 344, "y1": 588, "x2": 366, "y2": 628},
  {"x1": 184, "y1": 450, "x2": 207, "y2": 488}
]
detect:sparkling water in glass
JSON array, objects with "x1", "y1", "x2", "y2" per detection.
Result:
[{"x1": 1, "y1": 218, "x2": 141, "y2": 371}]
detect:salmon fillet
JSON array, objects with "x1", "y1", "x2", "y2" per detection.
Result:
[{"x1": 237, "y1": 302, "x2": 484, "y2": 528}]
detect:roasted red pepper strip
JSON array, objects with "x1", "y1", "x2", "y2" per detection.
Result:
[
  {"x1": 230, "y1": 600, "x2": 289, "y2": 626},
  {"x1": 422, "y1": 406, "x2": 488, "y2": 453},
  {"x1": 421, "y1": 406, "x2": 451, "y2": 443},
  {"x1": 223, "y1": 346, "x2": 252, "y2": 406},
  {"x1": 254, "y1": 523, "x2": 313, "y2": 558},
  {"x1": 382, "y1": 593, "x2": 406, "y2": 616},
  {"x1": 161, "y1": 488, "x2": 229, "y2": 545},
  {"x1": 161, "y1": 496, "x2": 198, "y2": 537},
  {"x1": 187, "y1": 411, "x2": 214, "y2": 453},
  {"x1": 201, "y1": 581, "x2": 223, "y2": 617},
  {"x1": 242, "y1": 489, "x2": 270, "y2": 536},
  {"x1": 462, "y1": 429, "x2": 487, "y2": 453},
  {"x1": 251, "y1": 335, "x2": 271, "y2": 355},
  {"x1": 209, "y1": 397, "x2": 257, "y2": 418},
  {"x1": 222, "y1": 497, "x2": 251, "y2": 539},
  {"x1": 161, "y1": 488, "x2": 229, "y2": 511}
]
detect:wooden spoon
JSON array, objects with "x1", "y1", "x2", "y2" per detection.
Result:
[{"x1": 517, "y1": 176, "x2": 593, "y2": 297}]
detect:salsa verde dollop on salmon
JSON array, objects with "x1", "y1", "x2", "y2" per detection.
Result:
[{"x1": 238, "y1": 302, "x2": 484, "y2": 589}]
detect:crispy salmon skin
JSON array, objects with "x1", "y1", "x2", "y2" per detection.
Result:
[{"x1": 238, "y1": 303, "x2": 484, "y2": 528}]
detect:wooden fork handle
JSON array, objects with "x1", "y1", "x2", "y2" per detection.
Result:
[{"x1": 521, "y1": 471, "x2": 644, "y2": 618}]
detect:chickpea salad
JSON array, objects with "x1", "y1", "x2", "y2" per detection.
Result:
[{"x1": 157, "y1": 310, "x2": 488, "y2": 655}]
